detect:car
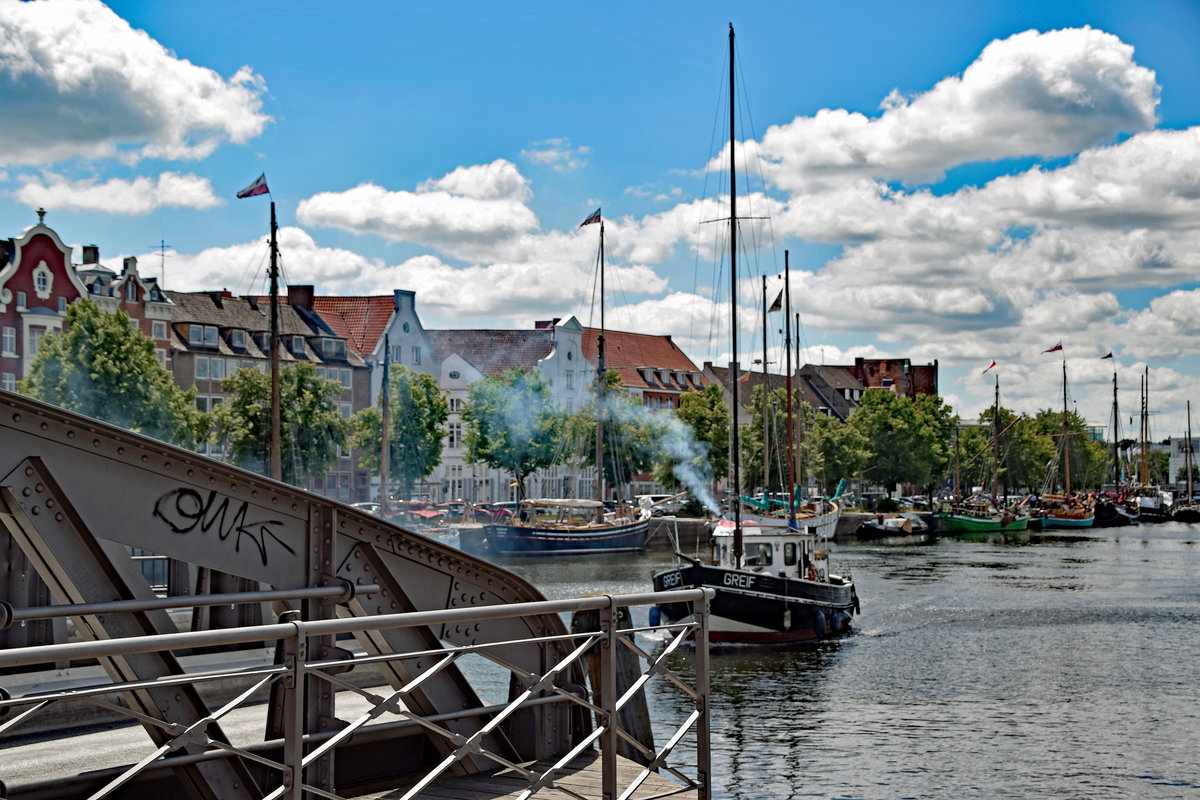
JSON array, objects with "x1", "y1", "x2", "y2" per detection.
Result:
[{"x1": 473, "y1": 502, "x2": 513, "y2": 522}]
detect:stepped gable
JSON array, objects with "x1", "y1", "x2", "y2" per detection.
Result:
[
  {"x1": 581, "y1": 327, "x2": 704, "y2": 394},
  {"x1": 426, "y1": 329, "x2": 554, "y2": 377}
]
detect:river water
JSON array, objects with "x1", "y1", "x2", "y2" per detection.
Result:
[{"x1": 495, "y1": 522, "x2": 1200, "y2": 799}]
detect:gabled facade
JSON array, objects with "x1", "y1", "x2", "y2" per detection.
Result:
[
  {"x1": 76, "y1": 247, "x2": 174, "y2": 370},
  {"x1": 0, "y1": 211, "x2": 88, "y2": 388}
]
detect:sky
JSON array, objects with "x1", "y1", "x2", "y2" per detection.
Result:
[{"x1": 4, "y1": 0, "x2": 1200, "y2": 438}]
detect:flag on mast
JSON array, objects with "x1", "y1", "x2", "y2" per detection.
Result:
[
  {"x1": 237, "y1": 173, "x2": 269, "y2": 198},
  {"x1": 1101, "y1": 351, "x2": 1114, "y2": 359},
  {"x1": 1042, "y1": 341, "x2": 1063, "y2": 353},
  {"x1": 579, "y1": 208, "x2": 601, "y2": 227},
  {"x1": 983, "y1": 360, "x2": 996, "y2": 374},
  {"x1": 768, "y1": 289, "x2": 784, "y2": 313}
]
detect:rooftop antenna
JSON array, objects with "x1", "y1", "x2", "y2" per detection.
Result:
[{"x1": 148, "y1": 239, "x2": 171, "y2": 283}]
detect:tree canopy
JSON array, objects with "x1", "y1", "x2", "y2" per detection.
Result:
[
  {"x1": 211, "y1": 361, "x2": 349, "y2": 485},
  {"x1": 19, "y1": 298, "x2": 206, "y2": 447},
  {"x1": 847, "y1": 389, "x2": 954, "y2": 493},
  {"x1": 351, "y1": 365, "x2": 448, "y2": 500},
  {"x1": 462, "y1": 367, "x2": 565, "y2": 498}
]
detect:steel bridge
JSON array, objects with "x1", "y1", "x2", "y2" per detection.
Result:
[{"x1": 0, "y1": 390, "x2": 711, "y2": 799}]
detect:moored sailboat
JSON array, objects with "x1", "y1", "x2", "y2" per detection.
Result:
[
  {"x1": 1033, "y1": 356, "x2": 1095, "y2": 529},
  {"x1": 1172, "y1": 401, "x2": 1200, "y2": 523},
  {"x1": 652, "y1": 25, "x2": 858, "y2": 644}
]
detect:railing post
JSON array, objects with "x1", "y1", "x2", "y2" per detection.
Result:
[
  {"x1": 282, "y1": 620, "x2": 307, "y2": 800},
  {"x1": 695, "y1": 590, "x2": 712, "y2": 800},
  {"x1": 600, "y1": 596, "x2": 617, "y2": 800}
]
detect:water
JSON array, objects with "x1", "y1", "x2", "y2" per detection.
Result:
[{"x1": 494, "y1": 523, "x2": 1200, "y2": 799}]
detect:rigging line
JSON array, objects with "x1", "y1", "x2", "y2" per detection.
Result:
[{"x1": 732, "y1": 50, "x2": 781, "y2": 281}]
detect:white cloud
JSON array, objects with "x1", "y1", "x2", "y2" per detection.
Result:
[
  {"x1": 520, "y1": 138, "x2": 591, "y2": 172},
  {"x1": 754, "y1": 26, "x2": 1157, "y2": 188},
  {"x1": 15, "y1": 171, "x2": 220, "y2": 213},
  {"x1": 0, "y1": 0, "x2": 270, "y2": 166}
]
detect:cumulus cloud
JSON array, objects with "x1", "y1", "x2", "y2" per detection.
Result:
[
  {"x1": 295, "y1": 159, "x2": 538, "y2": 260},
  {"x1": 520, "y1": 138, "x2": 591, "y2": 172},
  {"x1": 0, "y1": 0, "x2": 270, "y2": 166},
  {"x1": 15, "y1": 171, "x2": 220, "y2": 213},
  {"x1": 754, "y1": 26, "x2": 1157, "y2": 188}
]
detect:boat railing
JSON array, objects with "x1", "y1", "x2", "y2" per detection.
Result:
[{"x1": 0, "y1": 588, "x2": 713, "y2": 800}]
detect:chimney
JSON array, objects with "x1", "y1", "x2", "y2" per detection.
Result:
[
  {"x1": 82, "y1": 245, "x2": 99, "y2": 265},
  {"x1": 288, "y1": 284, "x2": 315, "y2": 311},
  {"x1": 122, "y1": 256, "x2": 137, "y2": 275},
  {"x1": 208, "y1": 290, "x2": 224, "y2": 309}
]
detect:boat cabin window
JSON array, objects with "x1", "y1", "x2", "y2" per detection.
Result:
[
  {"x1": 744, "y1": 542, "x2": 773, "y2": 566},
  {"x1": 783, "y1": 541, "x2": 797, "y2": 566}
]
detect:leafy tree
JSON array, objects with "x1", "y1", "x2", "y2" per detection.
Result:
[
  {"x1": 566, "y1": 370, "x2": 660, "y2": 493},
  {"x1": 667, "y1": 383, "x2": 730, "y2": 491},
  {"x1": 739, "y1": 383, "x2": 791, "y2": 497},
  {"x1": 462, "y1": 367, "x2": 565, "y2": 499},
  {"x1": 20, "y1": 298, "x2": 205, "y2": 447},
  {"x1": 211, "y1": 361, "x2": 349, "y2": 485},
  {"x1": 1027, "y1": 408, "x2": 1108, "y2": 492},
  {"x1": 804, "y1": 413, "x2": 869, "y2": 498},
  {"x1": 847, "y1": 389, "x2": 949, "y2": 494},
  {"x1": 351, "y1": 366, "x2": 448, "y2": 501}
]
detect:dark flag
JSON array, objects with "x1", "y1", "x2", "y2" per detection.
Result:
[
  {"x1": 768, "y1": 289, "x2": 783, "y2": 313},
  {"x1": 579, "y1": 208, "x2": 602, "y2": 227},
  {"x1": 1042, "y1": 341, "x2": 1063, "y2": 353},
  {"x1": 1101, "y1": 352, "x2": 1114, "y2": 359}
]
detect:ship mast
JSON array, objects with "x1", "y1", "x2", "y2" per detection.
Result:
[
  {"x1": 1061, "y1": 359, "x2": 1070, "y2": 495},
  {"x1": 596, "y1": 217, "x2": 607, "y2": 520},
  {"x1": 269, "y1": 201, "x2": 281, "y2": 481},
  {"x1": 993, "y1": 375, "x2": 1001, "y2": 501},
  {"x1": 784, "y1": 251, "x2": 796, "y2": 526},
  {"x1": 728, "y1": 23, "x2": 743, "y2": 566},
  {"x1": 761, "y1": 275, "x2": 770, "y2": 504}
]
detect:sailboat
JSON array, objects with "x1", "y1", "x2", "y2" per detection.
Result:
[
  {"x1": 1172, "y1": 401, "x2": 1200, "y2": 523},
  {"x1": 652, "y1": 25, "x2": 858, "y2": 643},
  {"x1": 1034, "y1": 358, "x2": 1095, "y2": 529},
  {"x1": 1093, "y1": 366, "x2": 1138, "y2": 527},
  {"x1": 937, "y1": 374, "x2": 1029, "y2": 533},
  {"x1": 1125, "y1": 367, "x2": 1171, "y2": 523},
  {"x1": 480, "y1": 210, "x2": 652, "y2": 556}
]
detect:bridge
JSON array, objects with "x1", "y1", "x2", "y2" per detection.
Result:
[{"x1": 0, "y1": 390, "x2": 711, "y2": 799}]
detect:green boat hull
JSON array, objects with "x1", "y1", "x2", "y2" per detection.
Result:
[{"x1": 938, "y1": 512, "x2": 1029, "y2": 533}]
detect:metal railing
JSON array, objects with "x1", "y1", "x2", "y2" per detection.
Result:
[{"x1": 0, "y1": 588, "x2": 712, "y2": 800}]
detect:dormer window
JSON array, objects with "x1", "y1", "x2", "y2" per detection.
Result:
[
  {"x1": 188, "y1": 324, "x2": 218, "y2": 348},
  {"x1": 230, "y1": 330, "x2": 246, "y2": 351},
  {"x1": 291, "y1": 335, "x2": 305, "y2": 355},
  {"x1": 323, "y1": 338, "x2": 346, "y2": 359}
]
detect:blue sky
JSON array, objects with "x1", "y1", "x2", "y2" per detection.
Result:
[{"x1": 4, "y1": 0, "x2": 1200, "y2": 436}]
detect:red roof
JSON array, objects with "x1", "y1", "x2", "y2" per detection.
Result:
[
  {"x1": 581, "y1": 327, "x2": 704, "y2": 394},
  {"x1": 309, "y1": 296, "x2": 394, "y2": 359}
]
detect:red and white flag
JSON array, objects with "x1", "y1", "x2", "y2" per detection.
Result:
[
  {"x1": 1042, "y1": 341, "x2": 1063, "y2": 353},
  {"x1": 982, "y1": 360, "x2": 996, "y2": 374},
  {"x1": 237, "y1": 173, "x2": 269, "y2": 198},
  {"x1": 579, "y1": 208, "x2": 602, "y2": 227}
]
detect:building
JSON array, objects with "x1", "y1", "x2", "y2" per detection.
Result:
[
  {"x1": 167, "y1": 288, "x2": 371, "y2": 501},
  {"x1": 582, "y1": 327, "x2": 706, "y2": 411},
  {"x1": 0, "y1": 210, "x2": 87, "y2": 389},
  {"x1": 75, "y1": 248, "x2": 174, "y2": 371},
  {"x1": 849, "y1": 357, "x2": 938, "y2": 399}
]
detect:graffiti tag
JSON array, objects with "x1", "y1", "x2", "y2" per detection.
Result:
[{"x1": 153, "y1": 488, "x2": 296, "y2": 566}]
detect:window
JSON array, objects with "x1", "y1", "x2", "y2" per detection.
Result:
[
  {"x1": 125, "y1": 282, "x2": 138, "y2": 301},
  {"x1": 35, "y1": 272, "x2": 49, "y2": 295},
  {"x1": 204, "y1": 326, "x2": 218, "y2": 347},
  {"x1": 210, "y1": 358, "x2": 225, "y2": 381},
  {"x1": 449, "y1": 370, "x2": 460, "y2": 380},
  {"x1": 447, "y1": 423, "x2": 463, "y2": 449},
  {"x1": 58, "y1": 297, "x2": 67, "y2": 313},
  {"x1": 340, "y1": 402, "x2": 352, "y2": 418},
  {"x1": 152, "y1": 321, "x2": 167, "y2": 339},
  {"x1": 195, "y1": 396, "x2": 209, "y2": 413},
  {"x1": 230, "y1": 329, "x2": 245, "y2": 350},
  {"x1": 28, "y1": 327, "x2": 45, "y2": 358},
  {"x1": 565, "y1": 370, "x2": 574, "y2": 390},
  {"x1": 323, "y1": 338, "x2": 345, "y2": 359},
  {"x1": 240, "y1": 360, "x2": 254, "y2": 372},
  {"x1": 315, "y1": 367, "x2": 326, "y2": 380},
  {"x1": 390, "y1": 344, "x2": 402, "y2": 364},
  {"x1": 129, "y1": 318, "x2": 140, "y2": 333},
  {"x1": 783, "y1": 542, "x2": 798, "y2": 566},
  {"x1": 155, "y1": 348, "x2": 167, "y2": 369},
  {"x1": 2, "y1": 327, "x2": 14, "y2": 356},
  {"x1": 339, "y1": 368, "x2": 351, "y2": 389},
  {"x1": 1, "y1": 372, "x2": 15, "y2": 391},
  {"x1": 195, "y1": 356, "x2": 209, "y2": 380},
  {"x1": 291, "y1": 335, "x2": 305, "y2": 355},
  {"x1": 411, "y1": 346, "x2": 420, "y2": 365},
  {"x1": 448, "y1": 397, "x2": 462, "y2": 413},
  {"x1": 744, "y1": 542, "x2": 773, "y2": 567},
  {"x1": 16, "y1": 291, "x2": 26, "y2": 309}
]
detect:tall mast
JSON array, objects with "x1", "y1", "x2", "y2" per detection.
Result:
[
  {"x1": 1141, "y1": 366, "x2": 1149, "y2": 484},
  {"x1": 993, "y1": 375, "x2": 1001, "y2": 500},
  {"x1": 1111, "y1": 368, "x2": 1119, "y2": 489},
  {"x1": 1062, "y1": 358, "x2": 1070, "y2": 495},
  {"x1": 728, "y1": 23, "x2": 743, "y2": 565},
  {"x1": 1187, "y1": 401, "x2": 1194, "y2": 503},
  {"x1": 269, "y1": 201, "x2": 281, "y2": 482},
  {"x1": 595, "y1": 219, "x2": 606, "y2": 518},
  {"x1": 784, "y1": 251, "x2": 796, "y2": 526},
  {"x1": 794, "y1": 311, "x2": 802, "y2": 492},
  {"x1": 379, "y1": 333, "x2": 390, "y2": 518},
  {"x1": 761, "y1": 275, "x2": 770, "y2": 502}
]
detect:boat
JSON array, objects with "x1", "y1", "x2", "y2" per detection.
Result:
[
  {"x1": 1173, "y1": 401, "x2": 1200, "y2": 523},
  {"x1": 477, "y1": 210, "x2": 652, "y2": 556},
  {"x1": 855, "y1": 511, "x2": 930, "y2": 538},
  {"x1": 937, "y1": 375, "x2": 1029, "y2": 533},
  {"x1": 1125, "y1": 367, "x2": 1171, "y2": 523},
  {"x1": 652, "y1": 25, "x2": 858, "y2": 644},
  {"x1": 1034, "y1": 357, "x2": 1095, "y2": 529},
  {"x1": 1094, "y1": 365, "x2": 1138, "y2": 527}
]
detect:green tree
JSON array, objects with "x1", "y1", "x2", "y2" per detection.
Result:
[
  {"x1": 566, "y1": 370, "x2": 660, "y2": 493},
  {"x1": 739, "y1": 383, "x2": 791, "y2": 497},
  {"x1": 211, "y1": 361, "x2": 349, "y2": 485},
  {"x1": 804, "y1": 413, "x2": 869, "y2": 497},
  {"x1": 19, "y1": 298, "x2": 205, "y2": 447},
  {"x1": 1028, "y1": 408, "x2": 1108, "y2": 492},
  {"x1": 462, "y1": 368, "x2": 565, "y2": 499},
  {"x1": 847, "y1": 389, "x2": 949, "y2": 494},
  {"x1": 351, "y1": 366, "x2": 448, "y2": 500},
  {"x1": 667, "y1": 383, "x2": 730, "y2": 491}
]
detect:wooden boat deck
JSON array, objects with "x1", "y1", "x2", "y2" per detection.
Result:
[{"x1": 362, "y1": 752, "x2": 697, "y2": 799}]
